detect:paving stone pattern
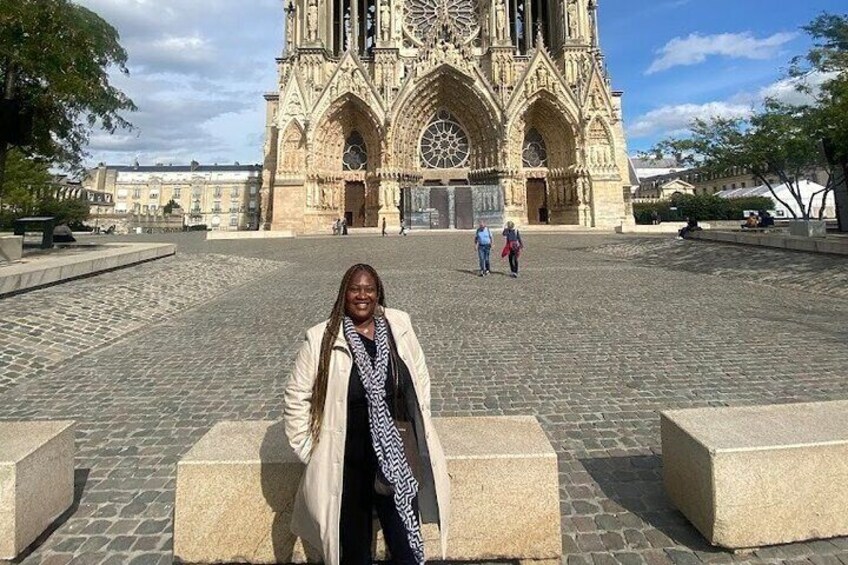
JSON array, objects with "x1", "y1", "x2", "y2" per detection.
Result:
[
  {"x1": 0, "y1": 253, "x2": 285, "y2": 393},
  {"x1": 1, "y1": 232, "x2": 848, "y2": 565},
  {"x1": 588, "y1": 237, "x2": 848, "y2": 299}
]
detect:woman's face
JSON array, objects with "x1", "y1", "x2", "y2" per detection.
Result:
[{"x1": 344, "y1": 270, "x2": 379, "y2": 323}]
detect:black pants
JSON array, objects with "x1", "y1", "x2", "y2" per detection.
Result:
[
  {"x1": 340, "y1": 459, "x2": 417, "y2": 565},
  {"x1": 508, "y1": 250, "x2": 519, "y2": 273}
]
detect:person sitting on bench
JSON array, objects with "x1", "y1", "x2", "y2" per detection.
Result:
[
  {"x1": 741, "y1": 212, "x2": 759, "y2": 229},
  {"x1": 758, "y1": 210, "x2": 775, "y2": 228}
]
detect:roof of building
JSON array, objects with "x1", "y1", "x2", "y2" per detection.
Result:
[
  {"x1": 716, "y1": 180, "x2": 826, "y2": 200},
  {"x1": 107, "y1": 163, "x2": 262, "y2": 173},
  {"x1": 630, "y1": 158, "x2": 682, "y2": 169}
]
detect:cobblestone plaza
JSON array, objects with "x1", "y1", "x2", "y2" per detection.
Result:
[{"x1": 2, "y1": 232, "x2": 848, "y2": 565}]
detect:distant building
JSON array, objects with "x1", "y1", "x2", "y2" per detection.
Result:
[
  {"x1": 635, "y1": 165, "x2": 830, "y2": 200},
  {"x1": 42, "y1": 175, "x2": 114, "y2": 217},
  {"x1": 84, "y1": 162, "x2": 262, "y2": 230},
  {"x1": 716, "y1": 181, "x2": 836, "y2": 219}
]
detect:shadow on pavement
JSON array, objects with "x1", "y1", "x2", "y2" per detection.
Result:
[{"x1": 580, "y1": 455, "x2": 724, "y2": 556}]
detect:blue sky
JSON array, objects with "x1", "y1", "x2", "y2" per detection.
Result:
[
  {"x1": 77, "y1": 0, "x2": 845, "y2": 166},
  {"x1": 602, "y1": 0, "x2": 846, "y2": 153}
]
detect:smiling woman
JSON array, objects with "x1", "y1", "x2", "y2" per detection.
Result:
[{"x1": 282, "y1": 264, "x2": 451, "y2": 565}]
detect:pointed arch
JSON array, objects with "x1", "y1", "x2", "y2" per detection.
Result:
[
  {"x1": 586, "y1": 116, "x2": 616, "y2": 170},
  {"x1": 508, "y1": 93, "x2": 578, "y2": 171},
  {"x1": 313, "y1": 93, "x2": 383, "y2": 175},
  {"x1": 278, "y1": 120, "x2": 307, "y2": 174},
  {"x1": 391, "y1": 66, "x2": 500, "y2": 173}
]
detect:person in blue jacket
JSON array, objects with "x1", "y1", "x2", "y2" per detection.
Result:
[{"x1": 474, "y1": 220, "x2": 493, "y2": 276}]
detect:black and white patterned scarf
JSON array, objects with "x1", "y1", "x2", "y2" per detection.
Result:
[{"x1": 343, "y1": 315, "x2": 424, "y2": 563}]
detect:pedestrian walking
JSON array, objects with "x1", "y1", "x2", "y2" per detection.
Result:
[
  {"x1": 501, "y1": 221, "x2": 524, "y2": 277},
  {"x1": 474, "y1": 220, "x2": 493, "y2": 276},
  {"x1": 341, "y1": 218, "x2": 348, "y2": 235},
  {"x1": 332, "y1": 219, "x2": 340, "y2": 236},
  {"x1": 282, "y1": 264, "x2": 450, "y2": 565},
  {"x1": 399, "y1": 219, "x2": 408, "y2": 236},
  {"x1": 382, "y1": 217, "x2": 387, "y2": 237}
]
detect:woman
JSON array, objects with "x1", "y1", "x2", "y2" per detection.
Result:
[
  {"x1": 501, "y1": 221, "x2": 524, "y2": 277},
  {"x1": 283, "y1": 264, "x2": 450, "y2": 565}
]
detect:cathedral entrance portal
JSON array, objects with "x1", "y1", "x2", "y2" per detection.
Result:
[
  {"x1": 526, "y1": 179, "x2": 549, "y2": 224},
  {"x1": 344, "y1": 181, "x2": 366, "y2": 227},
  {"x1": 402, "y1": 185, "x2": 503, "y2": 230}
]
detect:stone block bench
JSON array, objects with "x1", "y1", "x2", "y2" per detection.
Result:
[
  {"x1": 174, "y1": 416, "x2": 560, "y2": 564},
  {"x1": 0, "y1": 421, "x2": 76, "y2": 560},
  {"x1": 661, "y1": 401, "x2": 848, "y2": 550},
  {"x1": 0, "y1": 235, "x2": 23, "y2": 263}
]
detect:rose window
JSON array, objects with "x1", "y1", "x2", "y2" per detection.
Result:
[
  {"x1": 405, "y1": 0, "x2": 479, "y2": 45},
  {"x1": 522, "y1": 128, "x2": 548, "y2": 168},
  {"x1": 419, "y1": 110, "x2": 470, "y2": 169}
]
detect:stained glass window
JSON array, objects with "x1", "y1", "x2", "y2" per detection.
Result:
[
  {"x1": 522, "y1": 128, "x2": 548, "y2": 168},
  {"x1": 420, "y1": 110, "x2": 470, "y2": 169},
  {"x1": 343, "y1": 131, "x2": 368, "y2": 171},
  {"x1": 405, "y1": 0, "x2": 479, "y2": 43}
]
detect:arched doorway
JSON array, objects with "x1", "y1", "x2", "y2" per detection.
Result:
[
  {"x1": 313, "y1": 94, "x2": 383, "y2": 228},
  {"x1": 392, "y1": 68, "x2": 502, "y2": 229}
]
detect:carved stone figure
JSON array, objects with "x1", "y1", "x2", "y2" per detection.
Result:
[
  {"x1": 307, "y1": 0, "x2": 319, "y2": 42},
  {"x1": 567, "y1": 1, "x2": 578, "y2": 39},
  {"x1": 380, "y1": 0, "x2": 391, "y2": 42},
  {"x1": 286, "y1": 6, "x2": 296, "y2": 53},
  {"x1": 495, "y1": 0, "x2": 507, "y2": 41}
]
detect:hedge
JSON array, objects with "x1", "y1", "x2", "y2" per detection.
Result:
[{"x1": 634, "y1": 194, "x2": 775, "y2": 224}]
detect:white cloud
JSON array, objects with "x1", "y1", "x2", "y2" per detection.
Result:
[
  {"x1": 628, "y1": 71, "x2": 838, "y2": 141},
  {"x1": 628, "y1": 102, "x2": 753, "y2": 138},
  {"x1": 73, "y1": 0, "x2": 282, "y2": 167},
  {"x1": 646, "y1": 31, "x2": 797, "y2": 74}
]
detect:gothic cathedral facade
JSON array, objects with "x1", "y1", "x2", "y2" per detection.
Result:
[{"x1": 261, "y1": 0, "x2": 633, "y2": 233}]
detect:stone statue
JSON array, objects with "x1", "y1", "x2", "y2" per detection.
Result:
[
  {"x1": 495, "y1": 0, "x2": 507, "y2": 41},
  {"x1": 307, "y1": 0, "x2": 318, "y2": 42},
  {"x1": 286, "y1": 5, "x2": 296, "y2": 52},
  {"x1": 579, "y1": 176, "x2": 590, "y2": 205},
  {"x1": 567, "y1": 1, "x2": 578, "y2": 39},
  {"x1": 380, "y1": 0, "x2": 391, "y2": 42}
]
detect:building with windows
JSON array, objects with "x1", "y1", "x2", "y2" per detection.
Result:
[
  {"x1": 84, "y1": 162, "x2": 262, "y2": 230},
  {"x1": 261, "y1": 0, "x2": 633, "y2": 233},
  {"x1": 636, "y1": 165, "x2": 831, "y2": 200}
]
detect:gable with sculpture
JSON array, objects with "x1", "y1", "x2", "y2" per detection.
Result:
[{"x1": 261, "y1": 0, "x2": 633, "y2": 233}]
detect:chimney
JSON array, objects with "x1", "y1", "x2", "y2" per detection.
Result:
[{"x1": 190, "y1": 160, "x2": 200, "y2": 171}]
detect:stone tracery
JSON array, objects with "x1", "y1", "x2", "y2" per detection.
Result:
[{"x1": 262, "y1": 0, "x2": 631, "y2": 232}]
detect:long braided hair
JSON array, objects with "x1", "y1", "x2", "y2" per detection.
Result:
[{"x1": 309, "y1": 264, "x2": 386, "y2": 443}]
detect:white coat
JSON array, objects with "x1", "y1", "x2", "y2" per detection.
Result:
[{"x1": 283, "y1": 308, "x2": 450, "y2": 564}]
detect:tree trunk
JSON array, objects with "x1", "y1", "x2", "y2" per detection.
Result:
[
  {"x1": 0, "y1": 63, "x2": 16, "y2": 200},
  {"x1": 834, "y1": 163, "x2": 848, "y2": 232}
]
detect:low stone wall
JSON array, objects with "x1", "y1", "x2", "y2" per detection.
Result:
[
  {"x1": 0, "y1": 421, "x2": 76, "y2": 560},
  {"x1": 687, "y1": 230, "x2": 848, "y2": 256},
  {"x1": 662, "y1": 401, "x2": 848, "y2": 549},
  {"x1": 174, "y1": 416, "x2": 560, "y2": 564},
  {"x1": 0, "y1": 243, "x2": 176, "y2": 297}
]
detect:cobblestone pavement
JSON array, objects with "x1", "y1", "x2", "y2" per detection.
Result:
[
  {"x1": 587, "y1": 237, "x2": 848, "y2": 299},
  {"x1": 0, "y1": 253, "x2": 286, "y2": 393},
  {"x1": 1, "y1": 232, "x2": 847, "y2": 565}
]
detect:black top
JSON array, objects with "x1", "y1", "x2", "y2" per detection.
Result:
[{"x1": 345, "y1": 334, "x2": 415, "y2": 467}]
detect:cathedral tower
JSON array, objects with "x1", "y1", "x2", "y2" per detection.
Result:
[{"x1": 261, "y1": 0, "x2": 633, "y2": 232}]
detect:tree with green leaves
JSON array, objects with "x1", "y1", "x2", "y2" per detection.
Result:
[
  {"x1": 0, "y1": 0, "x2": 135, "y2": 199},
  {"x1": 791, "y1": 13, "x2": 848, "y2": 229},
  {"x1": 646, "y1": 100, "x2": 835, "y2": 221}
]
